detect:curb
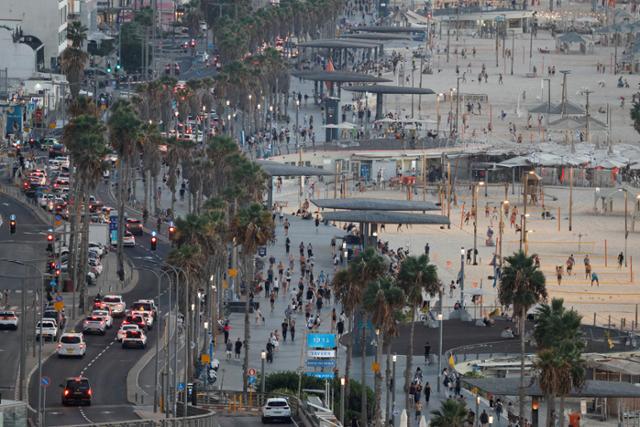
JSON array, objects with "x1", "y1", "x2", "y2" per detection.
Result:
[{"x1": 126, "y1": 313, "x2": 180, "y2": 406}]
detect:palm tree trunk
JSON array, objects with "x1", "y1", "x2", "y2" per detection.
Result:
[
  {"x1": 69, "y1": 175, "x2": 82, "y2": 313},
  {"x1": 405, "y1": 305, "x2": 417, "y2": 427},
  {"x1": 385, "y1": 341, "x2": 391, "y2": 425},
  {"x1": 345, "y1": 315, "x2": 353, "y2": 402},
  {"x1": 374, "y1": 331, "x2": 384, "y2": 427},
  {"x1": 559, "y1": 396, "x2": 565, "y2": 427},
  {"x1": 78, "y1": 192, "x2": 90, "y2": 313},
  {"x1": 152, "y1": 174, "x2": 159, "y2": 215},
  {"x1": 242, "y1": 254, "x2": 253, "y2": 401},
  {"x1": 143, "y1": 170, "x2": 149, "y2": 215},
  {"x1": 360, "y1": 321, "x2": 368, "y2": 427},
  {"x1": 519, "y1": 305, "x2": 526, "y2": 422},
  {"x1": 116, "y1": 158, "x2": 127, "y2": 280}
]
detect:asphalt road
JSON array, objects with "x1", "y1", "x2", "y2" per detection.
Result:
[
  {"x1": 218, "y1": 415, "x2": 266, "y2": 427},
  {"x1": 26, "y1": 175, "x2": 178, "y2": 426},
  {"x1": 0, "y1": 191, "x2": 51, "y2": 398}
]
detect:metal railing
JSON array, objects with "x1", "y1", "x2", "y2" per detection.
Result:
[{"x1": 63, "y1": 408, "x2": 217, "y2": 427}]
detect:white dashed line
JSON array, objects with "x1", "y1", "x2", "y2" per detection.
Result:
[{"x1": 78, "y1": 408, "x2": 92, "y2": 424}]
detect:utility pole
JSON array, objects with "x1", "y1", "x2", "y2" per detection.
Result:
[
  {"x1": 584, "y1": 89, "x2": 593, "y2": 144},
  {"x1": 559, "y1": 70, "x2": 571, "y2": 117},
  {"x1": 495, "y1": 22, "x2": 500, "y2": 67},
  {"x1": 510, "y1": 31, "x2": 515, "y2": 75},
  {"x1": 455, "y1": 76, "x2": 461, "y2": 138},
  {"x1": 446, "y1": 27, "x2": 450, "y2": 63}
]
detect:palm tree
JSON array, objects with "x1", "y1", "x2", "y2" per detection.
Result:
[
  {"x1": 332, "y1": 268, "x2": 357, "y2": 404},
  {"x1": 363, "y1": 277, "x2": 404, "y2": 427},
  {"x1": 346, "y1": 248, "x2": 386, "y2": 427},
  {"x1": 62, "y1": 114, "x2": 108, "y2": 312},
  {"x1": 534, "y1": 299, "x2": 585, "y2": 427},
  {"x1": 230, "y1": 202, "x2": 275, "y2": 397},
  {"x1": 60, "y1": 21, "x2": 89, "y2": 99},
  {"x1": 107, "y1": 100, "x2": 141, "y2": 281},
  {"x1": 397, "y1": 254, "x2": 439, "y2": 421},
  {"x1": 498, "y1": 251, "x2": 547, "y2": 421},
  {"x1": 429, "y1": 399, "x2": 468, "y2": 427}
]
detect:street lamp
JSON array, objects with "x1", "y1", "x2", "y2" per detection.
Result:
[
  {"x1": 475, "y1": 396, "x2": 480, "y2": 427},
  {"x1": 459, "y1": 247, "x2": 465, "y2": 308},
  {"x1": 436, "y1": 313, "x2": 444, "y2": 393},
  {"x1": 520, "y1": 213, "x2": 530, "y2": 253},
  {"x1": 391, "y1": 355, "x2": 397, "y2": 424},
  {"x1": 620, "y1": 188, "x2": 629, "y2": 266},
  {"x1": 473, "y1": 183, "x2": 484, "y2": 265},
  {"x1": 340, "y1": 377, "x2": 346, "y2": 426},
  {"x1": 436, "y1": 93, "x2": 443, "y2": 135},
  {"x1": 261, "y1": 351, "x2": 267, "y2": 395}
]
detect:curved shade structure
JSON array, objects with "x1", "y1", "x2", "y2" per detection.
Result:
[{"x1": 312, "y1": 198, "x2": 439, "y2": 211}]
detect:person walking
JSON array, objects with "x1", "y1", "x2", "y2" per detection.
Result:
[
  {"x1": 424, "y1": 382, "x2": 431, "y2": 406},
  {"x1": 234, "y1": 338, "x2": 242, "y2": 359},
  {"x1": 223, "y1": 321, "x2": 231, "y2": 344},
  {"x1": 414, "y1": 401, "x2": 423, "y2": 420},
  {"x1": 225, "y1": 340, "x2": 233, "y2": 360},
  {"x1": 289, "y1": 318, "x2": 296, "y2": 342},
  {"x1": 281, "y1": 319, "x2": 289, "y2": 342},
  {"x1": 618, "y1": 251, "x2": 625, "y2": 269},
  {"x1": 495, "y1": 398, "x2": 504, "y2": 423},
  {"x1": 480, "y1": 410, "x2": 489, "y2": 427},
  {"x1": 285, "y1": 237, "x2": 290, "y2": 254},
  {"x1": 556, "y1": 265, "x2": 563, "y2": 286},
  {"x1": 424, "y1": 341, "x2": 431, "y2": 364}
]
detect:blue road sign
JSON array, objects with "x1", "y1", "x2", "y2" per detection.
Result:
[
  {"x1": 307, "y1": 333, "x2": 336, "y2": 349},
  {"x1": 9, "y1": 214, "x2": 15, "y2": 221},
  {"x1": 55, "y1": 295, "x2": 63, "y2": 302},
  {"x1": 306, "y1": 359, "x2": 336, "y2": 368},
  {"x1": 177, "y1": 382, "x2": 185, "y2": 391},
  {"x1": 305, "y1": 372, "x2": 335, "y2": 379},
  {"x1": 41, "y1": 376, "x2": 51, "y2": 387},
  {"x1": 49, "y1": 280, "x2": 57, "y2": 288},
  {"x1": 248, "y1": 375, "x2": 257, "y2": 385}
]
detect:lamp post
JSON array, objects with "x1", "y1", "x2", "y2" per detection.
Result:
[
  {"x1": 475, "y1": 395, "x2": 480, "y2": 427},
  {"x1": 436, "y1": 93, "x2": 443, "y2": 135},
  {"x1": 391, "y1": 355, "x2": 397, "y2": 424},
  {"x1": 621, "y1": 188, "x2": 629, "y2": 266},
  {"x1": 472, "y1": 183, "x2": 483, "y2": 265},
  {"x1": 261, "y1": 351, "x2": 267, "y2": 395},
  {"x1": 455, "y1": 76, "x2": 462, "y2": 138},
  {"x1": 520, "y1": 213, "x2": 530, "y2": 253},
  {"x1": 459, "y1": 247, "x2": 465, "y2": 308},
  {"x1": 340, "y1": 377, "x2": 346, "y2": 426},
  {"x1": 436, "y1": 313, "x2": 444, "y2": 393}
]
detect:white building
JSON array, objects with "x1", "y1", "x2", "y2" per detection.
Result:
[
  {"x1": 0, "y1": 27, "x2": 37, "y2": 80},
  {"x1": 0, "y1": 0, "x2": 69, "y2": 70}
]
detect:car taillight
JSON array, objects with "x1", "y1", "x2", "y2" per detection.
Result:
[
  {"x1": 88, "y1": 389, "x2": 92, "y2": 396},
  {"x1": 80, "y1": 343, "x2": 86, "y2": 348},
  {"x1": 57, "y1": 344, "x2": 62, "y2": 349},
  {"x1": 63, "y1": 389, "x2": 70, "y2": 396}
]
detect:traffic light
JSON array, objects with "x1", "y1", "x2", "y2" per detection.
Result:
[
  {"x1": 46, "y1": 230, "x2": 54, "y2": 252},
  {"x1": 54, "y1": 268, "x2": 61, "y2": 285},
  {"x1": 150, "y1": 231, "x2": 158, "y2": 251},
  {"x1": 115, "y1": 62, "x2": 121, "y2": 71},
  {"x1": 48, "y1": 261, "x2": 56, "y2": 273},
  {"x1": 106, "y1": 62, "x2": 112, "y2": 73},
  {"x1": 9, "y1": 219, "x2": 16, "y2": 234}
]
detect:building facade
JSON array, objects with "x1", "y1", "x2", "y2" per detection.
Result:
[{"x1": 0, "y1": 0, "x2": 69, "y2": 70}]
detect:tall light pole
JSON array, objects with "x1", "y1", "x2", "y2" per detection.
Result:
[
  {"x1": 436, "y1": 93, "x2": 443, "y2": 135},
  {"x1": 621, "y1": 188, "x2": 629, "y2": 266},
  {"x1": 472, "y1": 183, "x2": 483, "y2": 265},
  {"x1": 455, "y1": 77, "x2": 462, "y2": 138},
  {"x1": 261, "y1": 351, "x2": 267, "y2": 395},
  {"x1": 436, "y1": 312, "x2": 444, "y2": 392},
  {"x1": 499, "y1": 201, "x2": 508, "y2": 267},
  {"x1": 459, "y1": 247, "x2": 465, "y2": 308},
  {"x1": 340, "y1": 377, "x2": 346, "y2": 426}
]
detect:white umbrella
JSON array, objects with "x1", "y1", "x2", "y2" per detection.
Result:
[
  {"x1": 419, "y1": 415, "x2": 427, "y2": 427},
  {"x1": 400, "y1": 409, "x2": 408, "y2": 427},
  {"x1": 323, "y1": 124, "x2": 339, "y2": 129}
]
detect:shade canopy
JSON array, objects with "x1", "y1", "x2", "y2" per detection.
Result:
[
  {"x1": 352, "y1": 25, "x2": 427, "y2": 33},
  {"x1": 528, "y1": 100, "x2": 585, "y2": 115},
  {"x1": 547, "y1": 116, "x2": 608, "y2": 131},
  {"x1": 343, "y1": 85, "x2": 436, "y2": 95},
  {"x1": 321, "y1": 210, "x2": 450, "y2": 225},
  {"x1": 464, "y1": 377, "x2": 640, "y2": 398},
  {"x1": 312, "y1": 198, "x2": 440, "y2": 211},
  {"x1": 257, "y1": 160, "x2": 334, "y2": 177},
  {"x1": 297, "y1": 39, "x2": 382, "y2": 49},
  {"x1": 291, "y1": 71, "x2": 391, "y2": 83},
  {"x1": 557, "y1": 32, "x2": 587, "y2": 44},
  {"x1": 341, "y1": 33, "x2": 412, "y2": 41}
]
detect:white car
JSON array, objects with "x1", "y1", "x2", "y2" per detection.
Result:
[
  {"x1": 131, "y1": 310, "x2": 153, "y2": 330},
  {"x1": 91, "y1": 310, "x2": 113, "y2": 328},
  {"x1": 0, "y1": 310, "x2": 19, "y2": 330},
  {"x1": 82, "y1": 315, "x2": 106, "y2": 335},
  {"x1": 122, "y1": 329, "x2": 147, "y2": 349},
  {"x1": 88, "y1": 242, "x2": 106, "y2": 257},
  {"x1": 36, "y1": 320, "x2": 59, "y2": 341},
  {"x1": 123, "y1": 232, "x2": 136, "y2": 247},
  {"x1": 262, "y1": 398, "x2": 292, "y2": 423},
  {"x1": 88, "y1": 258, "x2": 103, "y2": 276},
  {"x1": 102, "y1": 295, "x2": 126, "y2": 317},
  {"x1": 117, "y1": 324, "x2": 141, "y2": 342},
  {"x1": 57, "y1": 333, "x2": 86, "y2": 358}
]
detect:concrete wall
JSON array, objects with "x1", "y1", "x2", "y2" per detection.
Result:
[
  {"x1": 0, "y1": 0, "x2": 68, "y2": 69},
  {"x1": 0, "y1": 29, "x2": 36, "y2": 80}
]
